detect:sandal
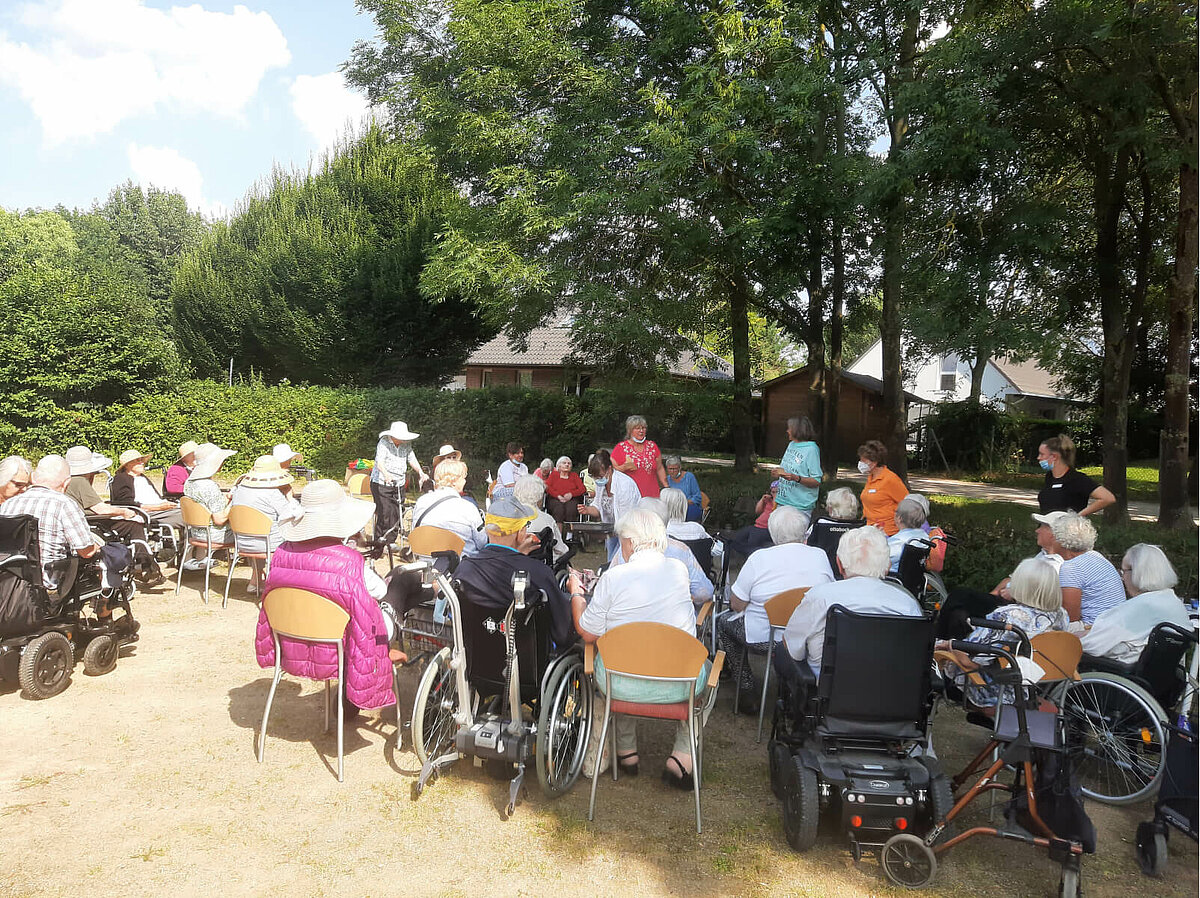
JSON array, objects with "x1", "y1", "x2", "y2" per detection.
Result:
[
  {"x1": 616, "y1": 751, "x2": 639, "y2": 776},
  {"x1": 661, "y1": 755, "x2": 694, "y2": 791}
]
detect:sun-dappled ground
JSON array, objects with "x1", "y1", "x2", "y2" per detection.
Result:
[{"x1": 0, "y1": 552, "x2": 1195, "y2": 898}]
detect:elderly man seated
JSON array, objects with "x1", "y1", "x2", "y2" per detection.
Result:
[
  {"x1": 0, "y1": 455, "x2": 100, "y2": 590},
  {"x1": 411, "y1": 459, "x2": 487, "y2": 555},
  {"x1": 780, "y1": 526, "x2": 922, "y2": 681},
  {"x1": 886, "y1": 494, "x2": 930, "y2": 573},
  {"x1": 513, "y1": 475, "x2": 570, "y2": 563},
  {"x1": 718, "y1": 506, "x2": 835, "y2": 712},
  {"x1": 608, "y1": 497, "x2": 713, "y2": 606}
]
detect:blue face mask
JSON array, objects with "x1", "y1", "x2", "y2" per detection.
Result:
[
  {"x1": 594, "y1": 477, "x2": 608, "y2": 487},
  {"x1": 1039, "y1": 459, "x2": 1053, "y2": 472}
]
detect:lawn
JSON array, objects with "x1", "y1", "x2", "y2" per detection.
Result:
[{"x1": 966, "y1": 462, "x2": 1164, "y2": 502}]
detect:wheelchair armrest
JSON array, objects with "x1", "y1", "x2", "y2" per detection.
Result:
[
  {"x1": 1077, "y1": 653, "x2": 1136, "y2": 677},
  {"x1": 432, "y1": 549, "x2": 459, "y2": 575},
  {"x1": 706, "y1": 650, "x2": 726, "y2": 690},
  {"x1": 584, "y1": 642, "x2": 594, "y2": 675}
]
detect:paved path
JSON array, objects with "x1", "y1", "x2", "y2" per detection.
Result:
[{"x1": 680, "y1": 456, "x2": 1194, "y2": 524}]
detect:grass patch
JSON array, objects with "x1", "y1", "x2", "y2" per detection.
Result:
[{"x1": 960, "y1": 461, "x2": 1164, "y2": 501}]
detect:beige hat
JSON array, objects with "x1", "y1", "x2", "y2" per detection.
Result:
[
  {"x1": 239, "y1": 455, "x2": 293, "y2": 489},
  {"x1": 65, "y1": 445, "x2": 112, "y2": 477},
  {"x1": 178, "y1": 440, "x2": 199, "y2": 460},
  {"x1": 272, "y1": 443, "x2": 301, "y2": 465},
  {"x1": 379, "y1": 421, "x2": 419, "y2": 441},
  {"x1": 280, "y1": 479, "x2": 374, "y2": 542},
  {"x1": 432, "y1": 444, "x2": 461, "y2": 469},
  {"x1": 1031, "y1": 511, "x2": 1070, "y2": 526},
  {"x1": 118, "y1": 449, "x2": 152, "y2": 471},
  {"x1": 190, "y1": 442, "x2": 237, "y2": 480}
]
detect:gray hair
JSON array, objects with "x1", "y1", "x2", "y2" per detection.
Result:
[
  {"x1": 663, "y1": 454, "x2": 682, "y2": 468},
  {"x1": 659, "y1": 487, "x2": 689, "y2": 523},
  {"x1": 1122, "y1": 544, "x2": 1178, "y2": 594},
  {"x1": 433, "y1": 458, "x2": 467, "y2": 489},
  {"x1": 556, "y1": 456, "x2": 572, "y2": 468},
  {"x1": 767, "y1": 505, "x2": 810, "y2": 545},
  {"x1": 1008, "y1": 558, "x2": 1062, "y2": 612},
  {"x1": 837, "y1": 526, "x2": 890, "y2": 579},
  {"x1": 636, "y1": 496, "x2": 670, "y2": 525},
  {"x1": 512, "y1": 474, "x2": 546, "y2": 508},
  {"x1": 0, "y1": 455, "x2": 32, "y2": 488},
  {"x1": 615, "y1": 507, "x2": 667, "y2": 553},
  {"x1": 1050, "y1": 513, "x2": 1096, "y2": 552},
  {"x1": 824, "y1": 487, "x2": 859, "y2": 521},
  {"x1": 32, "y1": 454, "x2": 70, "y2": 488},
  {"x1": 787, "y1": 416, "x2": 817, "y2": 442},
  {"x1": 539, "y1": 457, "x2": 553, "y2": 471},
  {"x1": 895, "y1": 495, "x2": 928, "y2": 530},
  {"x1": 624, "y1": 414, "x2": 647, "y2": 436}
]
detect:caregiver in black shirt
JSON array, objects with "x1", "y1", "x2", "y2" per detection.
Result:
[{"x1": 1036, "y1": 433, "x2": 1115, "y2": 517}]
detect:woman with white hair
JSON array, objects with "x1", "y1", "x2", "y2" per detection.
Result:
[
  {"x1": 719, "y1": 505, "x2": 836, "y2": 711},
  {"x1": 610, "y1": 414, "x2": 666, "y2": 498},
  {"x1": 409, "y1": 458, "x2": 488, "y2": 555},
  {"x1": 661, "y1": 487, "x2": 708, "y2": 542},
  {"x1": 0, "y1": 455, "x2": 32, "y2": 504},
  {"x1": 572, "y1": 508, "x2": 703, "y2": 787},
  {"x1": 512, "y1": 474, "x2": 569, "y2": 562},
  {"x1": 609, "y1": 496, "x2": 713, "y2": 604},
  {"x1": 886, "y1": 495, "x2": 929, "y2": 573},
  {"x1": 535, "y1": 458, "x2": 554, "y2": 482},
  {"x1": 937, "y1": 557, "x2": 1067, "y2": 707},
  {"x1": 1051, "y1": 513, "x2": 1125, "y2": 625},
  {"x1": 1080, "y1": 544, "x2": 1192, "y2": 663},
  {"x1": 805, "y1": 487, "x2": 865, "y2": 575},
  {"x1": 544, "y1": 456, "x2": 585, "y2": 531}
]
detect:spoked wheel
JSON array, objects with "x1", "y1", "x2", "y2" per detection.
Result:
[
  {"x1": 82, "y1": 634, "x2": 119, "y2": 676},
  {"x1": 411, "y1": 647, "x2": 458, "y2": 767},
  {"x1": 1060, "y1": 672, "x2": 1166, "y2": 805},
  {"x1": 535, "y1": 652, "x2": 592, "y2": 797},
  {"x1": 768, "y1": 739, "x2": 792, "y2": 800},
  {"x1": 18, "y1": 631, "x2": 74, "y2": 700},
  {"x1": 1135, "y1": 820, "x2": 1168, "y2": 876},
  {"x1": 781, "y1": 756, "x2": 819, "y2": 851},
  {"x1": 881, "y1": 833, "x2": 938, "y2": 889}
]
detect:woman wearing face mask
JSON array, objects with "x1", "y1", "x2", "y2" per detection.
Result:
[
  {"x1": 580, "y1": 448, "x2": 641, "y2": 560},
  {"x1": 856, "y1": 440, "x2": 908, "y2": 535},
  {"x1": 773, "y1": 416, "x2": 822, "y2": 513},
  {"x1": 1036, "y1": 433, "x2": 1114, "y2": 517},
  {"x1": 610, "y1": 415, "x2": 666, "y2": 498}
]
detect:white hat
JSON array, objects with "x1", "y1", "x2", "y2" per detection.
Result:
[
  {"x1": 239, "y1": 455, "x2": 294, "y2": 489},
  {"x1": 190, "y1": 442, "x2": 237, "y2": 480},
  {"x1": 280, "y1": 479, "x2": 374, "y2": 542},
  {"x1": 178, "y1": 440, "x2": 199, "y2": 460},
  {"x1": 272, "y1": 443, "x2": 301, "y2": 465},
  {"x1": 1031, "y1": 511, "x2": 1070, "y2": 526},
  {"x1": 379, "y1": 421, "x2": 419, "y2": 441},
  {"x1": 432, "y1": 444, "x2": 461, "y2": 469},
  {"x1": 65, "y1": 445, "x2": 111, "y2": 477}
]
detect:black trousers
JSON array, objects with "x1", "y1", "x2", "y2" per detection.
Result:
[
  {"x1": 936, "y1": 587, "x2": 1003, "y2": 639},
  {"x1": 369, "y1": 480, "x2": 402, "y2": 544}
]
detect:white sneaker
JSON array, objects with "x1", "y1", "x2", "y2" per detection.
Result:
[{"x1": 183, "y1": 558, "x2": 215, "y2": 571}]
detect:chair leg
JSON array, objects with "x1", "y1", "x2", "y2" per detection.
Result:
[
  {"x1": 609, "y1": 715, "x2": 618, "y2": 781},
  {"x1": 336, "y1": 649, "x2": 345, "y2": 783},
  {"x1": 757, "y1": 638, "x2": 775, "y2": 743},
  {"x1": 222, "y1": 548, "x2": 239, "y2": 609},
  {"x1": 588, "y1": 694, "x2": 613, "y2": 822},
  {"x1": 733, "y1": 644, "x2": 748, "y2": 712},
  {"x1": 175, "y1": 543, "x2": 191, "y2": 596},
  {"x1": 258, "y1": 653, "x2": 284, "y2": 763},
  {"x1": 688, "y1": 698, "x2": 702, "y2": 834},
  {"x1": 202, "y1": 534, "x2": 213, "y2": 602},
  {"x1": 324, "y1": 679, "x2": 331, "y2": 733}
]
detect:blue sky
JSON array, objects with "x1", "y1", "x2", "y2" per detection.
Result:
[{"x1": 0, "y1": 0, "x2": 378, "y2": 217}]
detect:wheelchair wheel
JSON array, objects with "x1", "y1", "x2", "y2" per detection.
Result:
[
  {"x1": 411, "y1": 648, "x2": 458, "y2": 767},
  {"x1": 1135, "y1": 820, "x2": 1168, "y2": 876},
  {"x1": 82, "y1": 634, "x2": 118, "y2": 676},
  {"x1": 18, "y1": 631, "x2": 74, "y2": 700},
  {"x1": 536, "y1": 652, "x2": 592, "y2": 797},
  {"x1": 882, "y1": 833, "x2": 937, "y2": 889},
  {"x1": 768, "y1": 739, "x2": 791, "y2": 800},
  {"x1": 781, "y1": 756, "x2": 819, "y2": 851},
  {"x1": 1059, "y1": 672, "x2": 1166, "y2": 805}
]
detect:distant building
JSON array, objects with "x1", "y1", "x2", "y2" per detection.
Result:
[{"x1": 451, "y1": 325, "x2": 733, "y2": 393}]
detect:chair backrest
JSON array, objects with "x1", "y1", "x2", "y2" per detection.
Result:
[
  {"x1": 807, "y1": 518, "x2": 865, "y2": 576},
  {"x1": 455, "y1": 578, "x2": 551, "y2": 698},
  {"x1": 1030, "y1": 630, "x2": 1082, "y2": 683},
  {"x1": 0, "y1": 513, "x2": 43, "y2": 584},
  {"x1": 262, "y1": 588, "x2": 350, "y2": 642},
  {"x1": 895, "y1": 539, "x2": 933, "y2": 597},
  {"x1": 764, "y1": 587, "x2": 810, "y2": 629},
  {"x1": 228, "y1": 505, "x2": 274, "y2": 539},
  {"x1": 677, "y1": 535, "x2": 714, "y2": 576},
  {"x1": 1133, "y1": 622, "x2": 1195, "y2": 710},
  {"x1": 347, "y1": 473, "x2": 370, "y2": 497},
  {"x1": 817, "y1": 604, "x2": 935, "y2": 739},
  {"x1": 180, "y1": 496, "x2": 213, "y2": 528},
  {"x1": 408, "y1": 525, "x2": 465, "y2": 558},
  {"x1": 596, "y1": 622, "x2": 708, "y2": 680},
  {"x1": 700, "y1": 492, "x2": 710, "y2": 518}
]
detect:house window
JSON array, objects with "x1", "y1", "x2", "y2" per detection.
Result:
[
  {"x1": 939, "y1": 355, "x2": 958, "y2": 392},
  {"x1": 481, "y1": 370, "x2": 493, "y2": 387},
  {"x1": 518, "y1": 369, "x2": 533, "y2": 388}
]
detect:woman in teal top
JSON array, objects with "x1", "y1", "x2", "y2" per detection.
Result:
[{"x1": 774, "y1": 416, "x2": 822, "y2": 511}]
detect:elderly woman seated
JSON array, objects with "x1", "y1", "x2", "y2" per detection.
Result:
[
  {"x1": 1080, "y1": 544, "x2": 1192, "y2": 664},
  {"x1": 543, "y1": 456, "x2": 586, "y2": 531},
  {"x1": 512, "y1": 474, "x2": 569, "y2": 563},
  {"x1": 886, "y1": 495, "x2": 929, "y2": 573},
  {"x1": 230, "y1": 456, "x2": 305, "y2": 593},
  {"x1": 804, "y1": 486, "x2": 864, "y2": 574},
  {"x1": 410, "y1": 459, "x2": 487, "y2": 555},
  {"x1": 0, "y1": 455, "x2": 32, "y2": 504},
  {"x1": 660, "y1": 487, "x2": 712, "y2": 572},
  {"x1": 664, "y1": 455, "x2": 703, "y2": 522},
  {"x1": 719, "y1": 506, "x2": 836, "y2": 712},
  {"x1": 936, "y1": 558, "x2": 1066, "y2": 708},
  {"x1": 1050, "y1": 513, "x2": 1125, "y2": 628},
  {"x1": 722, "y1": 480, "x2": 779, "y2": 562},
  {"x1": 110, "y1": 449, "x2": 183, "y2": 528},
  {"x1": 609, "y1": 496, "x2": 713, "y2": 606},
  {"x1": 571, "y1": 508, "x2": 706, "y2": 789}
]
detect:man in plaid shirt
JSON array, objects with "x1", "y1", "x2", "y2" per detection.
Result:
[{"x1": 0, "y1": 455, "x2": 98, "y2": 589}]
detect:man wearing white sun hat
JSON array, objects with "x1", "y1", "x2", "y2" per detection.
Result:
[{"x1": 371, "y1": 421, "x2": 430, "y2": 545}]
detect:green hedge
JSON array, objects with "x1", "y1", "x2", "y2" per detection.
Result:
[{"x1": 0, "y1": 379, "x2": 739, "y2": 479}]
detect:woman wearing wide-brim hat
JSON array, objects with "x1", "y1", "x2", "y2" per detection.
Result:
[
  {"x1": 182, "y1": 443, "x2": 237, "y2": 567},
  {"x1": 370, "y1": 421, "x2": 429, "y2": 546},
  {"x1": 230, "y1": 456, "x2": 305, "y2": 592},
  {"x1": 110, "y1": 449, "x2": 184, "y2": 529},
  {"x1": 164, "y1": 440, "x2": 199, "y2": 501}
]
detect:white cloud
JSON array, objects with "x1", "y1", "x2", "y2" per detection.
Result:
[
  {"x1": 289, "y1": 71, "x2": 371, "y2": 151},
  {"x1": 0, "y1": 0, "x2": 291, "y2": 144},
  {"x1": 127, "y1": 142, "x2": 224, "y2": 217}
]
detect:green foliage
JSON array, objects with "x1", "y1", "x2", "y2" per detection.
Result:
[{"x1": 170, "y1": 126, "x2": 489, "y2": 386}]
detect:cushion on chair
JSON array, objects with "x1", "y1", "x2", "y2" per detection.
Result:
[{"x1": 609, "y1": 698, "x2": 691, "y2": 720}]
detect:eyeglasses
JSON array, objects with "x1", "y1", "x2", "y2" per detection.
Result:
[{"x1": 1120, "y1": 566, "x2": 1132, "y2": 574}]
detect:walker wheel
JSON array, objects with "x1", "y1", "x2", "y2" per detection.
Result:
[
  {"x1": 1135, "y1": 820, "x2": 1167, "y2": 877},
  {"x1": 1058, "y1": 864, "x2": 1081, "y2": 898},
  {"x1": 881, "y1": 833, "x2": 937, "y2": 889}
]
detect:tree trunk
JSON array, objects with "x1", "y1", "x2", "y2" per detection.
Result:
[
  {"x1": 730, "y1": 272, "x2": 756, "y2": 472},
  {"x1": 822, "y1": 7, "x2": 846, "y2": 479},
  {"x1": 1159, "y1": 113, "x2": 1198, "y2": 529},
  {"x1": 969, "y1": 348, "x2": 990, "y2": 403},
  {"x1": 807, "y1": 222, "x2": 827, "y2": 445}
]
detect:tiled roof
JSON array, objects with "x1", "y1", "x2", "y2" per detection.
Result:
[{"x1": 992, "y1": 356, "x2": 1084, "y2": 401}]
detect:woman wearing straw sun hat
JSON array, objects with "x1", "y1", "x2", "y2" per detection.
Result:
[
  {"x1": 182, "y1": 443, "x2": 237, "y2": 568},
  {"x1": 370, "y1": 421, "x2": 429, "y2": 545},
  {"x1": 230, "y1": 457, "x2": 305, "y2": 586},
  {"x1": 163, "y1": 440, "x2": 199, "y2": 501},
  {"x1": 110, "y1": 449, "x2": 183, "y2": 529}
]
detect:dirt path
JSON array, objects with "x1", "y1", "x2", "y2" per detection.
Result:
[{"x1": 1, "y1": 564, "x2": 1194, "y2": 898}]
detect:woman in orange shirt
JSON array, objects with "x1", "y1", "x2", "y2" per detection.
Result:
[{"x1": 856, "y1": 440, "x2": 908, "y2": 535}]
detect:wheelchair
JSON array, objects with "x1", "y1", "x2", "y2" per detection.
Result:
[
  {"x1": 405, "y1": 553, "x2": 591, "y2": 816},
  {"x1": 768, "y1": 605, "x2": 951, "y2": 861},
  {"x1": 88, "y1": 507, "x2": 179, "y2": 574},
  {"x1": 0, "y1": 514, "x2": 139, "y2": 699},
  {"x1": 892, "y1": 534, "x2": 952, "y2": 613}
]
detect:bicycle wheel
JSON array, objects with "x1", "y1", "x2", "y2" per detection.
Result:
[
  {"x1": 1059, "y1": 671, "x2": 1167, "y2": 805},
  {"x1": 411, "y1": 647, "x2": 459, "y2": 766}
]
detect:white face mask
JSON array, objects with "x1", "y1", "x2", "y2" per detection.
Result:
[{"x1": 857, "y1": 460, "x2": 871, "y2": 475}]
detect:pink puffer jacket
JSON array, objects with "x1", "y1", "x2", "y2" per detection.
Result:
[{"x1": 254, "y1": 539, "x2": 396, "y2": 710}]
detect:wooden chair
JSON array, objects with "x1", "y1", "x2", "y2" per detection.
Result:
[
  {"x1": 584, "y1": 623, "x2": 726, "y2": 833},
  {"x1": 1031, "y1": 631, "x2": 1083, "y2": 685},
  {"x1": 408, "y1": 525, "x2": 465, "y2": 559},
  {"x1": 347, "y1": 472, "x2": 370, "y2": 498},
  {"x1": 700, "y1": 491, "x2": 711, "y2": 524},
  {"x1": 176, "y1": 496, "x2": 233, "y2": 602},
  {"x1": 737, "y1": 587, "x2": 810, "y2": 743},
  {"x1": 222, "y1": 506, "x2": 275, "y2": 609},
  {"x1": 257, "y1": 588, "x2": 353, "y2": 781}
]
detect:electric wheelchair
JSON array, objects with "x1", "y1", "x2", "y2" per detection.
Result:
[
  {"x1": 404, "y1": 548, "x2": 591, "y2": 816},
  {"x1": 767, "y1": 605, "x2": 950, "y2": 860},
  {"x1": 0, "y1": 514, "x2": 139, "y2": 699}
]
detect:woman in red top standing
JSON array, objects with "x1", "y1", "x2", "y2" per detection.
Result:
[
  {"x1": 544, "y1": 456, "x2": 586, "y2": 532},
  {"x1": 610, "y1": 415, "x2": 666, "y2": 498}
]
